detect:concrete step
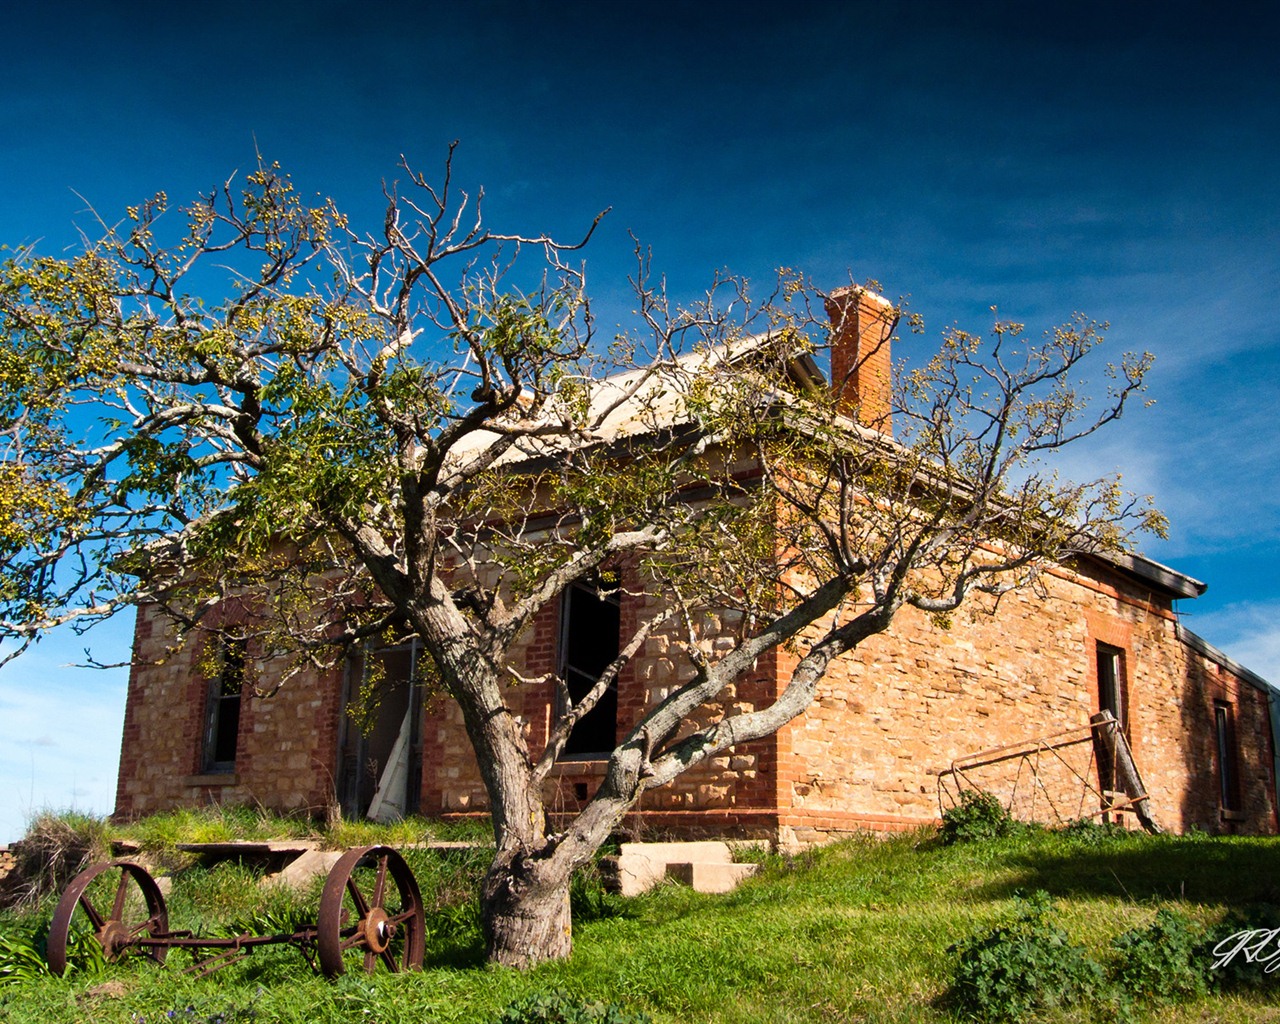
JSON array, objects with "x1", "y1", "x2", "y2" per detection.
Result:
[
  {"x1": 618, "y1": 840, "x2": 734, "y2": 863},
  {"x1": 264, "y1": 849, "x2": 345, "y2": 890},
  {"x1": 665, "y1": 860, "x2": 760, "y2": 894},
  {"x1": 611, "y1": 840, "x2": 759, "y2": 895}
]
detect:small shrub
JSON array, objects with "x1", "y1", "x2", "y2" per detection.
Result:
[
  {"x1": 497, "y1": 990, "x2": 651, "y2": 1024},
  {"x1": 948, "y1": 891, "x2": 1108, "y2": 1022},
  {"x1": 940, "y1": 790, "x2": 1019, "y2": 845},
  {"x1": 1109, "y1": 907, "x2": 1208, "y2": 1004},
  {"x1": 1, "y1": 812, "x2": 109, "y2": 910},
  {"x1": 1057, "y1": 817, "x2": 1135, "y2": 845},
  {"x1": 1196, "y1": 903, "x2": 1280, "y2": 992}
]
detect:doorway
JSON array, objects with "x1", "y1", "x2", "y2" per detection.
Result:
[{"x1": 337, "y1": 640, "x2": 425, "y2": 820}]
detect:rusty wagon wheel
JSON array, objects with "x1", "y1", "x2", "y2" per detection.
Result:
[
  {"x1": 46, "y1": 861, "x2": 169, "y2": 976},
  {"x1": 317, "y1": 845, "x2": 425, "y2": 977}
]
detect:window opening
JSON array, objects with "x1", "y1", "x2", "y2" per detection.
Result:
[
  {"x1": 1096, "y1": 643, "x2": 1127, "y2": 732},
  {"x1": 1215, "y1": 701, "x2": 1241, "y2": 812},
  {"x1": 203, "y1": 636, "x2": 245, "y2": 773},
  {"x1": 559, "y1": 582, "x2": 621, "y2": 758}
]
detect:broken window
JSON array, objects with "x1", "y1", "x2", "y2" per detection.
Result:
[
  {"x1": 559, "y1": 582, "x2": 621, "y2": 758},
  {"x1": 1096, "y1": 642, "x2": 1127, "y2": 733},
  {"x1": 1215, "y1": 700, "x2": 1241, "y2": 813},
  {"x1": 202, "y1": 636, "x2": 245, "y2": 773},
  {"x1": 338, "y1": 640, "x2": 425, "y2": 821}
]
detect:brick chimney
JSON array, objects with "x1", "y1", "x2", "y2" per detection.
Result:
[{"x1": 823, "y1": 286, "x2": 897, "y2": 434}]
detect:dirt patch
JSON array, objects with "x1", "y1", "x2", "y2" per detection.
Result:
[{"x1": 79, "y1": 979, "x2": 131, "y2": 1001}]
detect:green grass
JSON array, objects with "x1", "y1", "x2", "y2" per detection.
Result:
[
  {"x1": 4, "y1": 815, "x2": 1280, "y2": 1022},
  {"x1": 108, "y1": 805, "x2": 494, "y2": 857}
]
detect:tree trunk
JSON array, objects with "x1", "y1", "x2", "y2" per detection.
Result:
[{"x1": 481, "y1": 850, "x2": 573, "y2": 967}]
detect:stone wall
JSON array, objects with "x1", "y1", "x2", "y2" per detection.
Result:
[
  {"x1": 116, "y1": 555, "x2": 1276, "y2": 845},
  {"x1": 772, "y1": 559, "x2": 1277, "y2": 845},
  {"x1": 114, "y1": 601, "x2": 342, "y2": 821}
]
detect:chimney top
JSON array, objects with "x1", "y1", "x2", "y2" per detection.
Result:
[{"x1": 823, "y1": 286, "x2": 897, "y2": 434}]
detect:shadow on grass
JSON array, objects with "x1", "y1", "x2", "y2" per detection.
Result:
[{"x1": 969, "y1": 833, "x2": 1280, "y2": 906}]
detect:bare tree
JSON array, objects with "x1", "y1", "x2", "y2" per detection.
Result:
[{"x1": 0, "y1": 151, "x2": 1162, "y2": 966}]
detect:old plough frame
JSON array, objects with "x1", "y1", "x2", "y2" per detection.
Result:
[
  {"x1": 46, "y1": 845, "x2": 424, "y2": 978},
  {"x1": 937, "y1": 710, "x2": 1162, "y2": 833}
]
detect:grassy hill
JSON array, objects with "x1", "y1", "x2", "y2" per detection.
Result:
[{"x1": 3, "y1": 810, "x2": 1280, "y2": 1022}]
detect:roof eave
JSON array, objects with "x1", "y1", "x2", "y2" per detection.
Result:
[
  {"x1": 1176, "y1": 623, "x2": 1275, "y2": 693},
  {"x1": 1070, "y1": 547, "x2": 1206, "y2": 600}
]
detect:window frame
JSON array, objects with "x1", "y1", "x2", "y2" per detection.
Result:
[
  {"x1": 1214, "y1": 699, "x2": 1242, "y2": 814},
  {"x1": 1095, "y1": 641, "x2": 1128, "y2": 734},
  {"x1": 202, "y1": 636, "x2": 246, "y2": 774}
]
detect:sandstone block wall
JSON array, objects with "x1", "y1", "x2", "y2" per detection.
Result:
[
  {"x1": 115, "y1": 601, "x2": 343, "y2": 821},
  {"x1": 116, "y1": 555, "x2": 1277, "y2": 844},
  {"x1": 773, "y1": 561, "x2": 1277, "y2": 843}
]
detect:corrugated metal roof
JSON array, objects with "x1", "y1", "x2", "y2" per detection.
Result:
[{"x1": 442, "y1": 331, "x2": 1207, "y2": 602}]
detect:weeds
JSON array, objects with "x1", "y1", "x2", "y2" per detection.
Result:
[
  {"x1": 0, "y1": 812, "x2": 110, "y2": 911},
  {"x1": 0, "y1": 929, "x2": 48, "y2": 986},
  {"x1": 498, "y1": 990, "x2": 652, "y2": 1024},
  {"x1": 939, "y1": 790, "x2": 1028, "y2": 846},
  {"x1": 948, "y1": 891, "x2": 1108, "y2": 1021},
  {"x1": 1110, "y1": 908, "x2": 1209, "y2": 1005}
]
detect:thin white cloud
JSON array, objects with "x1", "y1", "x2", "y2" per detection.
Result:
[
  {"x1": 1186, "y1": 601, "x2": 1280, "y2": 687},
  {"x1": 0, "y1": 633, "x2": 130, "y2": 845}
]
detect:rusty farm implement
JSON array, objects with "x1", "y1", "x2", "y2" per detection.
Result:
[{"x1": 45, "y1": 845, "x2": 425, "y2": 978}]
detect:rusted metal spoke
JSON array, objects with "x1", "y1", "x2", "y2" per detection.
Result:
[
  {"x1": 78, "y1": 893, "x2": 105, "y2": 930},
  {"x1": 111, "y1": 873, "x2": 131, "y2": 920},
  {"x1": 380, "y1": 947, "x2": 398, "y2": 972},
  {"x1": 386, "y1": 908, "x2": 417, "y2": 926},
  {"x1": 346, "y1": 877, "x2": 371, "y2": 917},
  {"x1": 129, "y1": 915, "x2": 161, "y2": 938},
  {"x1": 372, "y1": 855, "x2": 388, "y2": 908},
  {"x1": 364, "y1": 949, "x2": 377, "y2": 973}
]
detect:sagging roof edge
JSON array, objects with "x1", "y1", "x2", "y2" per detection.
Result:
[
  {"x1": 443, "y1": 323, "x2": 1215, "y2": 609},
  {"x1": 1176, "y1": 622, "x2": 1276, "y2": 694},
  {"x1": 1080, "y1": 549, "x2": 1207, "y2": 601}
]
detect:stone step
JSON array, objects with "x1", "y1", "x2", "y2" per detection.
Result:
[
  {"x1": 264, "y1": 848, "x2": 346, "y2": 890},
  {"x1": 618, "y1": 840, "x2": 734, "y2": 863},
  {"x1": 665, "y1": 860, "x2": 759, "y2": 894},
  {"x1": 611, "y1": 840, "x2": 760, "y2": 896}
]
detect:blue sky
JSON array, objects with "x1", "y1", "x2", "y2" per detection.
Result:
[{"x1": 2, "y1": 0, "x2": 1278, "y2": 843}]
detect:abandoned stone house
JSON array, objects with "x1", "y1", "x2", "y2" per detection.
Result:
[{"x1": 113, "y1": 288, "x2": 1280, "y2": 844}]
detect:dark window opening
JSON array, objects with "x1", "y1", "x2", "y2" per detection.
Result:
[
  {"x1": 203, "y1": 637, "x2": 245, "y2": 772},
  {"x1": 1096, "y1": 642, "x2": 1127, "y2": 733},
  {"x1": 559, "y1": 583, "x2": 621, "y2": 758},
  {"x1": 1215, "y1": 701, "x2": 1241, "y2": 812}
]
